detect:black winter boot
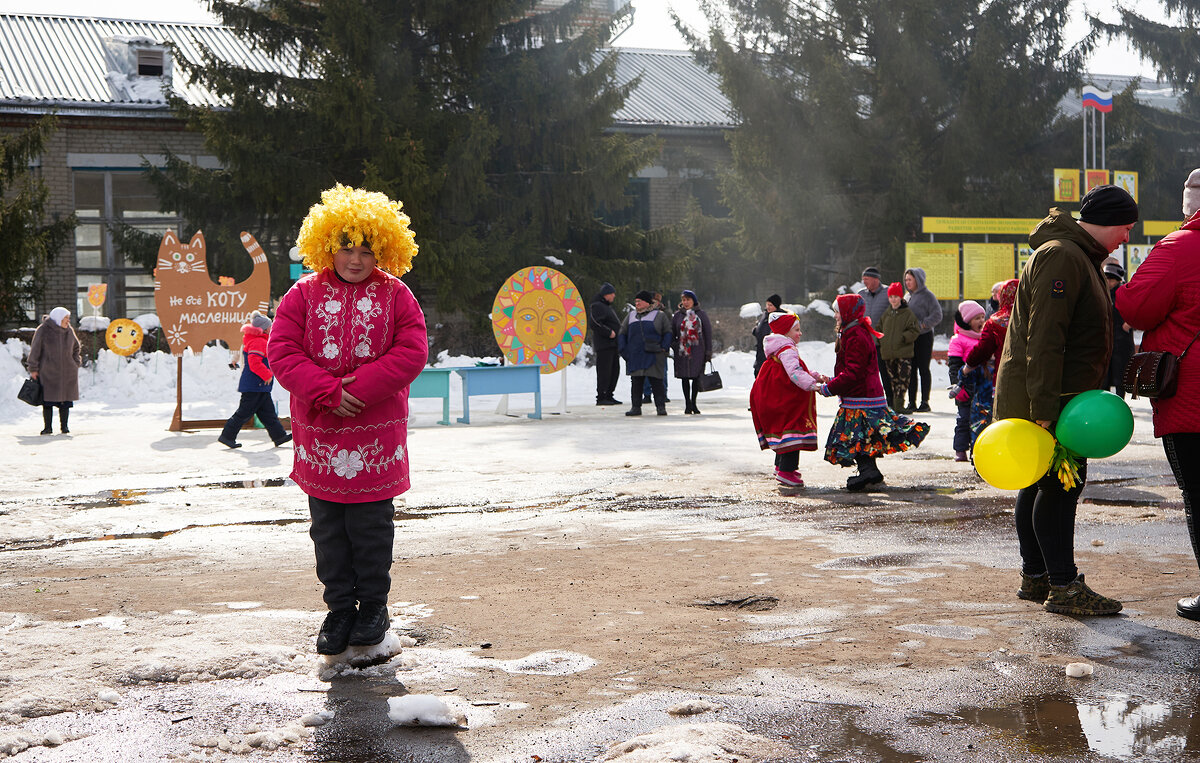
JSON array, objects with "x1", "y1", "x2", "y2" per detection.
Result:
[
  {"x1": 59, "y1": 406, "x2": 69, "y2": 434},
  {"x1": 316, "y1": 607, "x2": 357, "y2": 655},
  {"x1": 348, "y1": 601, "x2": 391, "y2": 646},
  {"x1": 41, "y1": 405, "x2": 53, "y2": 435}
]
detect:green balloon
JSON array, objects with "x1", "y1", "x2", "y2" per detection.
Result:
[{"x1": 1056, "y1": 389, "x2": 1134, "y2": 459}]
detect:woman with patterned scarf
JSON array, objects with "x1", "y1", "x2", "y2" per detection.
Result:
[
  {"x1": 671, "y1": 289, "x2": 712, "y2": 414},
  {"x1": 818, "y1": 294, "x2": 930, "y2": 491}
]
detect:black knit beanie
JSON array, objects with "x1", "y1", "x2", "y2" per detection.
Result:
[
  {"x1": 1079, "y1": 185, "x2": 1138, "y2": 226},
  {"x1": 766, "y1": 294, "x2": 782, "y2": 310}
]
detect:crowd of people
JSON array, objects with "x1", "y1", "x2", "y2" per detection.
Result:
[{"x1": 22, "y1": 169, "x2": 1200, "y2": 653}]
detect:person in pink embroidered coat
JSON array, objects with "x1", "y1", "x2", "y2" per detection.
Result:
[{"x1": 268, "y1": 185, "x2": 427, "y2": 656}]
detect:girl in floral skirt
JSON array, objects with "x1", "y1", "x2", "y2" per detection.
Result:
[
  {"x1": 749, "y1": 312, "x2": 823, "y2": 488},
  {"x1": 269, "y1": 185, "x2": 428, "y2": 656},
  {"x1": 819, "y1": 294, "x2": 930, "y2": 491}
]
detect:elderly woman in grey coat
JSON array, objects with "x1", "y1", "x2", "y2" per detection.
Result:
[{"x1": 28, "y1": 306, "x2": 82, "y2": 434}]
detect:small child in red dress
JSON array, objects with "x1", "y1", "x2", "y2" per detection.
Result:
[{"x1": 749, "y1": 312, "x2": 824, "y2": 488}]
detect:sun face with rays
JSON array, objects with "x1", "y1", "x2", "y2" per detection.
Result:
[{"x1": 491, "y1": 267, "x2": 586, "y2": 374}]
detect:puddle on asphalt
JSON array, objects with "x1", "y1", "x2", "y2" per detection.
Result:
[
  {"x1": 915, "y1": 691, "x2": 1200, "y2": 759},
  {"x1": 816, "y1": 553, "x2": 926, "y2": 570}
]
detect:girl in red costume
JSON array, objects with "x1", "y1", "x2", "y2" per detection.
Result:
[
  {"x1": 750, "y1": 312, "x2": 822, "y2": 488},
  {"x1": 819, "y1": 294, "x2": 930, "y2": 491}
]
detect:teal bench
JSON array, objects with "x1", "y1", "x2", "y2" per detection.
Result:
[
  {"x1": 409, "y1": 368, "x2": 452, "y2": 425},
  {"x1": 452, "y1": 364, "x2": 542, "y2": 424}
]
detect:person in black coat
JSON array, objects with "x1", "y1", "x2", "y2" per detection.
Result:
[
  {"x1": 752, "y1": 294, "x2": 783, "y2": 377},
  {"x1": 588, "y1": 282, "x2": 622, "y2": 405},
  {"x1": 1104, "y1": 262, "x2": 1135, "y2": 397}
]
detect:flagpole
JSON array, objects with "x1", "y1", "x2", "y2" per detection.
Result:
[
  {"x1": 1082, "y1": 94, "x2": 1087, "y2": 171},
  {"x1": 1091, "y1": 109, "x2": 1096, "y2": 169},
  {"x1": 1101, "y1": 111, "x2": 1106, "y2": 170}
]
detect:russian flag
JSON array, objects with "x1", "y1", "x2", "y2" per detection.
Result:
[{"x1": 1082, "y1": 85, "x2": 1113, "y2": 113}]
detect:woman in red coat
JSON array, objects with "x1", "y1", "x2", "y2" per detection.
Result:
[{"x1": 1115, "y1": 168, "x2": 1200, "y2": 622}]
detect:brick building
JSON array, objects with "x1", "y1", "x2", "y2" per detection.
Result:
[{"x1": 0, "y1": 12, "x2": 735, "y2": 323}]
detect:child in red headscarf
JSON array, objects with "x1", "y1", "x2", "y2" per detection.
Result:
[
  {"x1": 749, "y1": 311, "x2": 822, "y2": 488},
  {"x1": 819, "y1": 294, "x2": 930, "y2": 490}
]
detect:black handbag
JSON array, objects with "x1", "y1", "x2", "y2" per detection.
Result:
[
  {"x1": 697, "y1": 362, "x2": 723, "y2": 392},
  {"x1": 1123, "y1": 327, "x2": 1200, "y2": 400},
  {"x1": 17, "y1": 377, "x2": 42, "y2": 406}
]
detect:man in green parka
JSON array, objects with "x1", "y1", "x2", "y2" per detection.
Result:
[{"x1": 994, "y1": 184, "x2": 1137, "y2": 617}]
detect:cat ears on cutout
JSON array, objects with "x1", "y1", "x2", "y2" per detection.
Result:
[{"x1": 158, "y1": 230, "x2": 206, "y2": 248}]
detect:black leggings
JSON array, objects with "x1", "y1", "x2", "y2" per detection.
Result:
[
  {"x1": 774, "y1": 450, "x2": 799, "y2": 472},
  {"x1": 1015, "y1": 459, "x2": 1088, "y2": 585},
  {"x1": 679, "y1": 377, "x2": 700, "y2": 408},
  {"x1": 1164, "y1": 433, "x2": 1200, "y2": 573},
  {"x1": 908, "y1": 332, "x2": 934, "y2": 407}
]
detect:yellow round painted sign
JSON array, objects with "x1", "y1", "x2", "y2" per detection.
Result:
[
  {"x1": 491, "y1": 267, "x2": 586, "y2": 374},
  {"x1": 106, "y1": 318, "x2": 144, "y2": 356}
]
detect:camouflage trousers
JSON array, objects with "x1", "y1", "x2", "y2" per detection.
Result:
[{"x1": 884, "y1": 358, "x2": 911, "y2": 411}]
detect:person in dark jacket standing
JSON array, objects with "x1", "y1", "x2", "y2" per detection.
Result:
[
  {"x1": 903, "y1": 267, "x2": 942, "y2": 412},
  {"x1": 1103, "y1": 263, "x2": 1134, "y2": 397},
  {"x1": 618, "y1": 290, "x2": 672, "y2": 416},
  {"x1": 588, "y1": 283, "x2": 622, "y2": 405},
  {"x1": 995, "y1": 184, "x2": 1138, "y2": 617},
  {"x1": 672, "y1": 289, "x2": 713, "y2": 414},
  {"x1": 1116, "y1": 168, "x2": 1200, "y2": 621},
  {"x1": 27, "y1": 306, "x2": 81, "y2": 435},
  {"x1": 218, "y1": 311, "x2": 292, "y2": 449},
  {"x1": 752, "y1": 294, "x2": 783, "y2": 376},
  {"x1": 858, "y1": 267, "x2": 891, "y2": 401}
]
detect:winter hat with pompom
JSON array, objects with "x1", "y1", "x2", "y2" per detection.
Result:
[
  {"x1": 768, "y1": 312, "x2": 799, "y2": 334},
  {"x1": 250, "y1": 311, "x2": 273, "y2": 332}
]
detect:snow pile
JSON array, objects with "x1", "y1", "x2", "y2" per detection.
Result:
[
  {"x1": 498, "y1": 649, "x2": 597, "y2": 676},
  {"x1": 0, "y1": 729, "x2": 64, "y2": 756},
  {"x1": 96, "y1": 689, "x2": 120, "y2": 704},
  {"x1": 317, "y1": 631, "x2": 405, "y2": 680},
  {"x1": 79, "y1": 316, "x2": 110, "y2": 331},
  {"x1": 386, "y1": 694, "x2": 469, "y2": 728},
  {"x1": 666, "y1": 699, "x2": 722, "y2": 716},
  {"x1": 192, "y1": 723, "x2": 312, "y2": 754},
  {"x1": 1065, "y1": 662, "x2": 1094, "y2": 678},
  {"x1": 603, "y1": 722, "x2": 790, "y2": 762},
  {"x1": 299, "y1": 709, "x2": 335, "y2": 727}
]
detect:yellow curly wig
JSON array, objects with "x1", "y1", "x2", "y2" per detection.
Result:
[{"x1": 296, "y1": 184, "x2": 419, "y2": 276}]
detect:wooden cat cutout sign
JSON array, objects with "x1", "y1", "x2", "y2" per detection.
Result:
[{"x1": 153, "y1": 230, "x2": 272, "y2": 355}]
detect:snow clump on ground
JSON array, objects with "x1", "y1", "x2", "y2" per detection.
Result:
[{"x1": 603, "y1": 721, "x2": 792, "y2": 762}]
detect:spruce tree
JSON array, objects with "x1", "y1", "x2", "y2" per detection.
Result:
[
  {"x1": 686, "y1": 0, "x2": 1085, "y2": 297},
  {"x1": 0, "y1": 117, "x2": 75, "y2": 326},
  {"x1": 147, "y1": 0, "x2": 672, "y2": 323},
  {"x1": 1093, "y1": 3, "x2": 1200, "y2": 217}
]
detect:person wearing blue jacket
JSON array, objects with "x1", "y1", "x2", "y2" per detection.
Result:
[
  {"x1": 618, "y1": 290, "x2": 673, "y2": 416},
  {"x1": 218, "y1": 311, "x2": 292, "y2": 448}
]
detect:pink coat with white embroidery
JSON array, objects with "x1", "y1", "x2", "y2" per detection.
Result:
[{"x1": 268, "y1": 268, "x2": 427, "y2": 502}]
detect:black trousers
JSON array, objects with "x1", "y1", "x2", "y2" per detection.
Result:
[
  {"x1": 630, "y1": 376, "x2": 666, "y2": 409},
  {"x1": 595, "y1": 347, "x2": 620, "y2": 400},
  {"x1": 908, "y1": 332, "x2": 934, "y2": 407},
  {"x1": 309, "y1": 496, "x2": 396, "y2": 611},
  {"x1": 1164, "y1": 433, "x2": 1200, "y2": 575},
  {"x1": 221, "y1": 391, "x2": 287, "y2": 443},
  {"x1": 1015, "y1": 459, "x2": 1088, "y2": 585}
]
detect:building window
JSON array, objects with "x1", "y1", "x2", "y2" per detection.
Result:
[
  {"x1": 600, "y1": 178, "x2": 651, "y2": 229},
  {"x1": 136, "y1": 49, "x2": 165, "y2": 76},
  {"x1": 73, "y1": 171, "x2": 180, "y2": 320}
]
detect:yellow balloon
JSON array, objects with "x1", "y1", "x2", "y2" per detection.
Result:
[{"x1": 973, "y1": 418, "x2": 1056, "y2": 490}]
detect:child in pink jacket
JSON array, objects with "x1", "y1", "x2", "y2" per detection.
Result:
[
  {"x1": 268, "y1": 185, "x2": 427, "y2": 656},
  {"x1": 947, "y1": 300, "x2": 985, "y2": 461}
]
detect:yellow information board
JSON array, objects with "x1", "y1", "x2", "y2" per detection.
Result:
[
  {"x1": 1054, "y1": 169, "x2": 1079, "y2": 202},
  {"x1": 1143, "y1": 220, "x2": 1179, "y2": 237},
  {"x1": 1114, "y1": 170, "x2": 1138, "y2": 202},
  {"x1": 905, "y1": 242, "x2": 960, "y2": 299},
  {"x1": 962, "y1": 243, "x2": 1016, "y2": 299},
  {"x1": 1018, "y1": 245, "x2": 1035, "y2": 272},
  {"x1": 1127, "y1": 244, "x2": 1153, "y2": 279},
  {"x1": 922, "y1": 217, "x2": 1042, "y2": 235}
]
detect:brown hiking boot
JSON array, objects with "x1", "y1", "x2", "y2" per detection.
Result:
[
  {"x1": 1044, "y1": 574, "x2": 1122, "y2": 616},
  {"x1": 1017, "y1": 572, "x2": 1050, "y2": 603}
]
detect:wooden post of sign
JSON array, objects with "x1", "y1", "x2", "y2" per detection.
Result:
[{"x1": 168, "y1": 354, "x2": 289, "y2": 433}]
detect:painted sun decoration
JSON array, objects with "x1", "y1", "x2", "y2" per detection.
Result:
[{"x1": 491, "y1": 266, "x2": 587, "y2": 374}]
